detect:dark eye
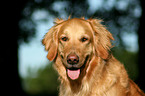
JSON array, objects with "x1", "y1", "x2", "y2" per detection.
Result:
[
  {"x1": 81, "y1": 37, "x2": 88, "y2": 42},
  {"x1": 61, "y1": 37, "x2": 68, "y2": 41}
]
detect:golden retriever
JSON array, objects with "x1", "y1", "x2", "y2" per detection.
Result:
[{"x1": 42, "y1": 17, "x2": 145, "y2": 96}]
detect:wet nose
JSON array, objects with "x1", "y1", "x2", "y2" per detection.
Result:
[{"x1": 67, "y1": 54, "x2": 79, "y2": 64}]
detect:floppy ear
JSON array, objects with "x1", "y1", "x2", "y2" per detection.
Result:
[
  {"x1": 42, "y1": 27, "x2": 58, "y2": 61},
  {"x1": 88, "y1": 19, "x2": 114, "y2": 59},
  {"x1": 42, "y1": 18, "x2": 64, "y2": 61}
]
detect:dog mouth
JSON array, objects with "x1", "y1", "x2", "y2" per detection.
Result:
[{"x1": 66, "y1": 55, "x2": 89, "y2": 80}]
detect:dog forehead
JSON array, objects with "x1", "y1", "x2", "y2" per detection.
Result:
[{"x1": 59, "y1": 18, "x2": 93, "y2": 36}]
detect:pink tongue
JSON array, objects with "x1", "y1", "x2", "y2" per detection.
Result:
[{"x1": 67, "y1": 69, "x2": 80, "y2": 80}]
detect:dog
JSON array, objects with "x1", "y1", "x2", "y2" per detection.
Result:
[{"x1": 42, "y1": 17, "x2": 145, "y2": 96}]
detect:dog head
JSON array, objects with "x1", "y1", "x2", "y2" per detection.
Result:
[{"x1": 42, "y1": 18, "x2": 114, "y2": 80}]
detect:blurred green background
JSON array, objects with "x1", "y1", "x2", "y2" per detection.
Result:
[{"x1": 9, "y1": 0, "x2": 145, "y2": 95}]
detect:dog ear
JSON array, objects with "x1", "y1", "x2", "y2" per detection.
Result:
[
  {"x1": 88, "y1": 19, "x2": 114, "y2": 59},
  {"x1": 42, "y1": 18, "x2": 64, "y2": 61},
  {"x1": 42, "y1": 27, "x2": 58, "y2": 61}
]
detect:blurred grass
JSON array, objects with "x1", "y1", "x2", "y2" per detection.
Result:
[{"x1": 23, "y1": 62, "x2": 59, "y2": 96}]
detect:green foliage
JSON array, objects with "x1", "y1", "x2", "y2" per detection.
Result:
[
  {"x1": 112, "y1": 47, "x2": 139, "y2": 80},
  {"x1": 23, "y1": 62, "x2": 59, "y2": 95}
]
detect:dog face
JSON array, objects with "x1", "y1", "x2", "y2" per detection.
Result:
[
  {"x1": 42, "y1": 18, "x2": 114, "y2": 80},
  {"x1": 58, "y1": 19, "x2": 94, "y2": 80}
]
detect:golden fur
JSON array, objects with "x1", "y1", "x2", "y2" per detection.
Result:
[{"x1": 42, "y1": 17, "x2": 145, "y2": 96}]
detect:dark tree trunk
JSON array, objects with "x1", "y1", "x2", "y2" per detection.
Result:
[
  {"x1": 2, "y1": 0, "x2": 28, "y2": 95},
  {"x1": 136, "y1": 0, "x2": 145, "y2": 92}
]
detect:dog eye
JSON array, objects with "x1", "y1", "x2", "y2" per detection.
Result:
[
  {"x1": 61, "y1": 37, "x2": 68, "y2": 41},
  {"x1": 81, "y1": 37, "x2": 88, "y2": 42}
]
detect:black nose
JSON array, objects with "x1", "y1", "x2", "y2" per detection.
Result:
[{"x1": 67, "y1": 54, "x2": 79, "y2": 64}]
